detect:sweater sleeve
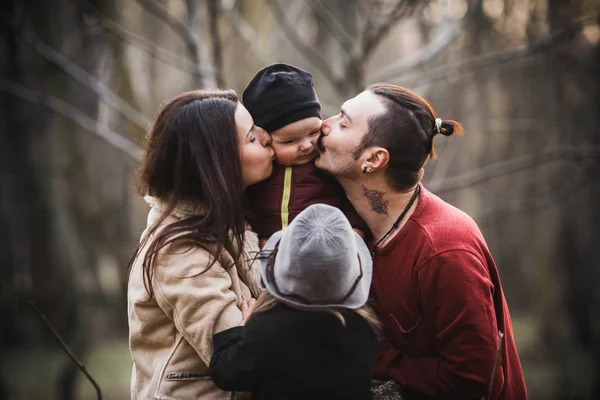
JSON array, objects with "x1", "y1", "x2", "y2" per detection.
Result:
[
  {"x1": 386, "y1": 250, "x2": 501, "y2": 399},
  {"x1": 153, "y1": 250, "x2": 244, "y2": 367},
  {"x1": 374, "y1": 333, "x2": 402, "y2": 379},
  {"x1": 210, "y1": 316, "x2": 266, "y2": 391}
]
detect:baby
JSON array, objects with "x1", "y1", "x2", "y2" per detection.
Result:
[{"x1": 243, "y1": 63, "x2": 367, "y2": 243}]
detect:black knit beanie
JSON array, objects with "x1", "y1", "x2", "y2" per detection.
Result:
[{"x1": 242, "y1": 63, "x2": 321, "y2": 133}]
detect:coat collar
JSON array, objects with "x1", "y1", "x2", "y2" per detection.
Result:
[
  {"x1": 144, "y1": 195, "x2": 208, "y2": 220},
  {"x1": 143, "y1": 195, "x2": 264, "y2": 297}
]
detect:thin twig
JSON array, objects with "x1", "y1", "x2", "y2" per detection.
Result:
[
  {"x1": 428, "y1": 146, "x2": 600, "y2": 194},
  {"x1": 135, "y1": 0, "x2": 192, "y2": 47},
  {"x1": 183, "y1": 0, "x2": 202, "y2": 87},
  {"x1": 476, "y1": 163, "x2": 596, "y2": 225},
  {"x1": 80, "y1": 0, "x2": 203, "y2": 75},
  {"x1": 19, "y1": 30, "x2": 149, "y2": 131},
  {"x1": 306, "y1": 0, "x2": 354, "y2": 48},
  {"x1": 185, "y1": 0, "x2": 216, "y2": 88},
  {"x1": 98, "y1": 20, "x2": 197, "y2": 72},
  {"x1": 1, "y1": 79, "x2": 143, "y2": 161},
  {"x1": 265, "y1": 0, "x2": 340, "y2": 86},
  {"x1": 220, "y1": 0, "x2": 271, "y2": 65},
  {"x1": 361, "y1": 0, "x2": 418, "y2": 61},
  {"x1": 485, "y1": 331, "x2": 504, "y2": 400},
  {"x1": 370, "y1": 0, "x2": 483, "y2": 82},
  {"x1": 208, "y1": 0, "x2": 225, "y2": 87},
  {"x1": 395, "y1": 12, "x2": 600, "y2": 86},
  {"x1": 136, "y1": 0, "x2": 213, "y2": 87},
  {"x1": 27, "y1": 300, "x2": 103, "y2": 400},
  {"x1": 370, "y1": 23, "x2": 462, "y2": 82}
]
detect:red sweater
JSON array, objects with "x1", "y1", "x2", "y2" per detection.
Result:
[
  {"x1": 372, "y1": 185, "x2": 526, "y2": 400},
  {"x1": 245, "y1": 162, "x2": 367, "y2": 239}
]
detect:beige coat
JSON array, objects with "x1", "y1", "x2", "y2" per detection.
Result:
[{"x1": 128, "y1": 197, "x2": 263, "y2": 400}]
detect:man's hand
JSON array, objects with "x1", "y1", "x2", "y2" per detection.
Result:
[{"x1": 240, "y1": 298, "x2": 257, "y2": 325}]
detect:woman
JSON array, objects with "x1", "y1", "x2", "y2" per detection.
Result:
[{"x1": 127, "y1": 89, "x2": 274, "y2": 400}]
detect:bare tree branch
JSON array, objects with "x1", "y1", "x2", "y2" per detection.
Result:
[
  {"x1": 19, "y1": 30, "x2": 149, "y2": 131},
  {"x1": 135, "y1": 0, "x2": 193, "y2": 53},
  {"x1": 81, "y1": 0, "x2": 202, "y2": 76},
  {"x1": 307, "y1": 0, "x2": 354, "y2": 48},
  {"x1": 396, "y1": 12, "x2": 600, "y2": 87},
  {"x1": 428, "y1": 146, "x2": 600, "y2": 195},
  {"x1": 427, "y1": 141, "x2": 460, "y2": 184},
  {"x1": 136, "y1": 0, "x2": 215, "y2": 88},
  {"x1": 220, "y1": 0, "x2": 271, "y2": 65},
  {"x1": 369, "y1": 0, "x2": 485, "y2": 82},
  {"x1": 265, "y1": 0, "x2": 341, "y2": 86},
  {"x1": 476, "y1": 163, "x2": 597, "y2": 225},
  {"x1": 1, "y1": 79, "x2": 143, "y2": 161},
  {"x1": 361, "y1": 0, "x2": 420, "y2": 61},
  {"x1": 27, "y1": 300, "x2": 103, "y2": 400},
  {"x1": 208, "y1": 0, "x2": 225, "y2": 87},
  {"x1": 427, "y1": 118, "x2": 547, "y2": 187},
  {"x1": 370, "y1": 23, "x2": 462, "y2": 82},
  {"x1": 185, "y1": 0, "x2": 216, "y2": 87}
]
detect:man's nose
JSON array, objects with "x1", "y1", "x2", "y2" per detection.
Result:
[
  {"x1": 258, "y1": 128, "x2": 272, "y2": 147},
  {"x1": 321, "y1": 118, "x2": 333, "y2": 135}
]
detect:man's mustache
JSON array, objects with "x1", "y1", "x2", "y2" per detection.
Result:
[{"x1": 317, "y1": 132, "x2": 326, "y2": 153}]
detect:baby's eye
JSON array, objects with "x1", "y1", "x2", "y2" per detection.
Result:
[
  {"x1": 282, "y1": 139, "x2": 295, "y2": 145},
  {"x1": 309, "y1": 130, "x2": 319, "y2": 136},
  {"x1": 338, "y1": 122, "x2": 346, "y2": 129}
]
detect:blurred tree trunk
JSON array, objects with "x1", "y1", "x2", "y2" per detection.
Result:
[
  {"x1": 548, "y1": 0, "x2": 600, "y2": 397},
  {"x1": 1, "y1": 0, "x2": 137, "y2": 397},
  {"x1": 311, "y1": 0, "x2": 362, "y2": 104}
]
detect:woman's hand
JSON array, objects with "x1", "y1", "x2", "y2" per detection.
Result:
[{"x1": 240, "y1": 298, "x2": 257, "y2": 325}]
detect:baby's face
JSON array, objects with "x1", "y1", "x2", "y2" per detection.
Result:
[{"x1": 269, "y1": 117, "x2": 322, "y2": 166}]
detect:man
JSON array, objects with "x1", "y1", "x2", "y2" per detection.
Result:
[{"x1": 315, "y1": 83, "x2": 527, "y2": 400}]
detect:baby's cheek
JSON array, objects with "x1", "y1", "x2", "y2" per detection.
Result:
[{"x1": 273, "y1": 147, "x2": 297, "y2": 166}]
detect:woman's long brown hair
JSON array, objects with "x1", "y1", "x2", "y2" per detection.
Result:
[{"x1": 126, "y1": 89, "x2": 247, "y2": 298}]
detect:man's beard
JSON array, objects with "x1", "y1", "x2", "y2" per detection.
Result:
[
  {"x1": 317, "y1": 133, "x2": 326, "y2": 153},
  {"x1": 314, "y1": 135, "x2": 332, "y2": 177},
  {"x1": 314, "y1": 155, "x2": 334, "y2": 178}
]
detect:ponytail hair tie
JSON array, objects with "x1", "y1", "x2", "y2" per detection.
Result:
[{"x1": 434, "y1": 118, "x2": 443, "y2": 136}]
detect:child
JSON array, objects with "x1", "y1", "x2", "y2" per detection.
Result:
[
  {"x1": 209, "y1": 204, "x2": 379, "y2": 400},
  {"x1": 243, "y1": 63, "x2": 368, "y2": 243}
]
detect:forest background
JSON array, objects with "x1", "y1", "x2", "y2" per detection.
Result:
[{"x1": 1, "y1": 0, "x2": 599, "y2": 398}]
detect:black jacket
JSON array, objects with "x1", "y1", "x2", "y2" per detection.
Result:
[{"x1": 210, "y1": 303, "x2": 378, "y2": 400}]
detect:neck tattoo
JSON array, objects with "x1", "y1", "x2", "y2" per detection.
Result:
[
  {"x1": 363, "y1": 185, "x2": 389, "y2": 215},
  {"x1": 371, "y1": 185, "x2": 420, "y2": 255}
]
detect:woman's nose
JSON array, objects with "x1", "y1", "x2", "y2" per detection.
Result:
[{"x1": 258, "y1": 128, "x2": 272, "y2": 147}]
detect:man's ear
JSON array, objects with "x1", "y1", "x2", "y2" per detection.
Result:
[{"x1": 363, "y1": 147, "x2": 389, "y2": 172}]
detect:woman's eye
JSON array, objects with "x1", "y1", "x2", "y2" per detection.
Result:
[
  {"x1": 249, "y1": 136, "x2": 256, "y2": 143},
  {"x1": 338, "y1": 122, "x2": 346, "y2": 129}
]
